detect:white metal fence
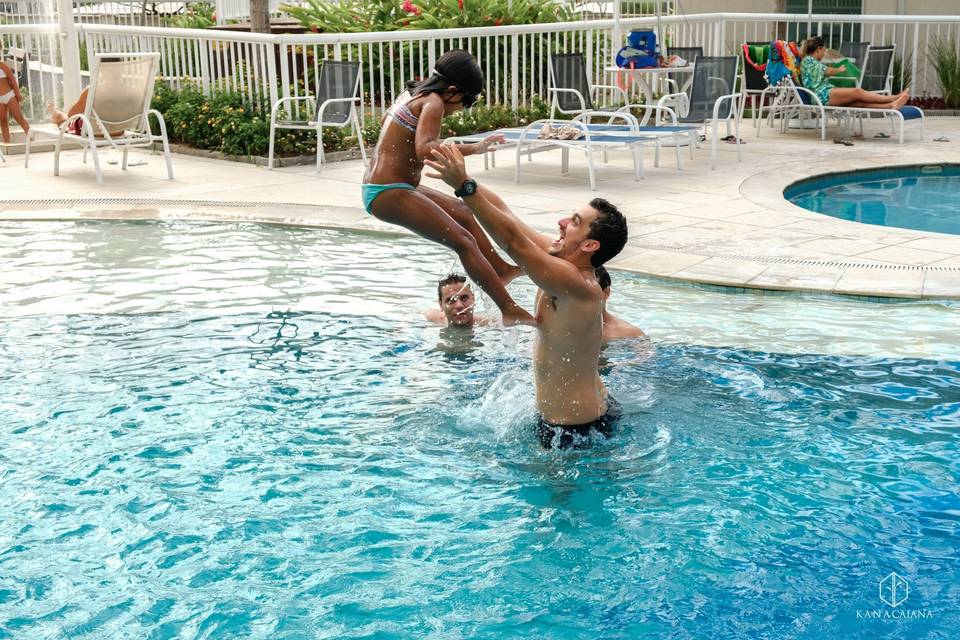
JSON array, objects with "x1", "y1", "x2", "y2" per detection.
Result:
[{"x1": 4, "y1": 12, "x2": 960, "y2": 123}]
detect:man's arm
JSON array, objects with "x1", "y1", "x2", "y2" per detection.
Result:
[
  {"x1": 473, "y1": 182, "x2": 553, "y2": 252},
  {"x1": 425, "y1": 145, "x2": 593, "y2": 299}
]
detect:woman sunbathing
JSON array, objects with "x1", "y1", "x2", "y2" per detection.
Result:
[{"x1": 800, "y1": 36, "x2": 908, "y2": 109}]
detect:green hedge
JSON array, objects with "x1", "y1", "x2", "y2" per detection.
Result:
[{"x1": 149, "y1": 83, "x2": 561, "y2": 159}]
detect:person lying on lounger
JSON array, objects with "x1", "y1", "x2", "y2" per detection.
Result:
[{"x1": 801, "y1": 36, "x2": 908, "y2": 110}]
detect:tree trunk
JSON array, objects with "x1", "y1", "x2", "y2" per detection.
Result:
[{"x1": 250, "y1": 0, "x2": 271, "y2": 34}]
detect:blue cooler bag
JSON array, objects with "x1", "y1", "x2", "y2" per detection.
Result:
[{"x1": 616, "y1": 30, "x2": 659, "y2": 68}]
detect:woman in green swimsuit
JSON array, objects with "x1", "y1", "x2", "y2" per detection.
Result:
[
  {"x1": 800, "y1": 36, "x2": 908, "y2": 109},
  {"x1": 362, "y1": 50, "x2": 533, "y2": 326}
]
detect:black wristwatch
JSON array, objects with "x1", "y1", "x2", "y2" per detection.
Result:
[{"x1": 454, "y1": 178, "x2": 478, "y2": 198}]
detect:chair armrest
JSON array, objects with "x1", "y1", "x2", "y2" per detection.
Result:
[
  {"x1": 656, "y1": 91, "x2": 689, "y2": 119},
  {"x1": 591, "y1": 83, "x2": 629, "y2": 105},
  {"x1": 574, "y1": 110, "x2": 639, "y2": 129},
  {"x1": 711, "y1": 92, "x2": 742, "y2": 121},
  {"x1": 314, "y1": 96, "x2": 360, "y2": 123},
  {"x1": 620, "y1": 103, "x2": 679, "y2": 126},
  {"x1": 547, "y1": 87, "x2": 587, "y2": 111},
  {"x1": 793, "y1": 85, "x2": 826, "y2": 107},
  {"x1": 270, "y1": 95, "x2": 315, "y2": 122},
  {"x1": 662, "y1": 78, "x2": 680, "y2": 93}
]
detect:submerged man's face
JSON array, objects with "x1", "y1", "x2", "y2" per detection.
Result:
[{"x1": 439, "y1": 282, "x2": 475, "y2": 326}]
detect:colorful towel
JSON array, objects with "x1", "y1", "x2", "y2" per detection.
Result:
[
  {"x1": 827, "y1": 59, "x2": 862, "y2": 88},
  {"x1": 764, "y1": 40, "x2": 802, "y2": 87}
]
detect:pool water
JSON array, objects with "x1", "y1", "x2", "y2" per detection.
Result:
[
  {"x1": 785, "y1": 164, "x2": 960, "y2": 235},
  {"x1": 1, "y1": 221, "x2": 958, "y2": 638}
]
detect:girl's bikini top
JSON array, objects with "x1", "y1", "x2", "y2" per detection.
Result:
[{"x1": 386, "y1": 91, "x2": 419, "y2": 133}]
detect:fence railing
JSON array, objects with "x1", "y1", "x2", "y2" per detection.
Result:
[{"x1": 3, "y1": 12, "x2": 960, "y2": 124}]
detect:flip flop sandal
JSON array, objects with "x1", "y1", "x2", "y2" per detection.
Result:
[
  {"x1": 873, "y1": 132, "x2": 891, "y2": 138},
  {"x1": 833, "y1": 138, "x2": 854, "y2": 146},
  {"x1": 721, "y1": 135, "x2": 745, "y2": 144},
  {"x1": 933, "y1": 136, "x2": 950, "y2": 142}
]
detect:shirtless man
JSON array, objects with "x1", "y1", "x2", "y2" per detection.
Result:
[
  {"x1": 425, "y1": 145, "x2": 629, "y2": 449},
  {"x1": 595, "y1": 266, "x2": 646, "y2": 343}
]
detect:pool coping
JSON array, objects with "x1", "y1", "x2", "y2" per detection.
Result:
[{"x1": 2, "y1": 134, "x2": 960, "y2": 301}]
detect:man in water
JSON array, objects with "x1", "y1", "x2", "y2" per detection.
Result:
[
  {"x1": 425, "y1": 145, "x2": 629, "y2": 449},
  {"x1": 423, "y1": 273, "x2": 486, "y2": 327},
  {"x1": 595, "y1": 266, "x2": 646, "y2": 343}
]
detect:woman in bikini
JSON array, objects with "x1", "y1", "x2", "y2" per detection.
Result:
[
  {"x1": 362, "y1": 50, "x2": 533, "y2": 326},
  {"x1": 800, "y1": 36, "x2": 909, "y2": 109},
  {"x1": 0, "y1": 53, "x2": 30, "y2": 144}
]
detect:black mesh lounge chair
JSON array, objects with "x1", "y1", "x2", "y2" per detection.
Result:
[
  {"x1": 839, "y1": 41, "x2": 871, "y2": 85},
  {"x1": 860, "y1": 45, "x2": 895, "y2": 94},
  {"x1": 268, "y1": 60, "x2": 367, "y2": 171},
  {"x1": 548, "y1": 53, "x2": 628, "y2": 117},
  {"x1": 659, "y1": 46, "x2": 702, "y2": 116},
  {"x1": 656, "y1": 55, "x2": 742, "y2": 169}
]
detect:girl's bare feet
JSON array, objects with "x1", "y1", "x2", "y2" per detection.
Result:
[
  {"x1": 499, "y1": 263, "x2": 524, "y2": 286},
  {"x1": 892, "y1": 92, "x2": 908, "y2": 109},
  {"x1": 46, "y1": 99, "x2": 66, "y2": 125}
]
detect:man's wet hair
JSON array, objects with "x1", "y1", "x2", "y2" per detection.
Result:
[
  {"x1": 586, "y1": 198, "x2": 628, "y2": 267},
  {"x1": 595, "y1": 265, "x2": 611, "y2": 290},
  {"x1": 438, "y1": 273, "x2": 467, "y2": 302}
]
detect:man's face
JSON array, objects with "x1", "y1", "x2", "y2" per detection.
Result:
[
  {"x1": 549, "y1": 204, "x2": 600, "y2": 261},
  {"x1": 439, "y1": 282, "x2": 475, "y2": 326}
]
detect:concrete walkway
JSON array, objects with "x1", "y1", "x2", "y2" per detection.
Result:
[{"x1": 2, "y1": 117, "x2": 959, "y2": 299}]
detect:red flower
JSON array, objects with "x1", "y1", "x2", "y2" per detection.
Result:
[
  {"x1": 401, "y1": 0, "x2": 421, "y2": 15},
  {"x1": 310, "y1": 25, "x2": 319, "y2": 32},
  {"x1": 494, "y1": 18, "x2": 502, "y2": 26},
  {"x1": 457, "y1": 0, "x2": 464, "y2": 9}
]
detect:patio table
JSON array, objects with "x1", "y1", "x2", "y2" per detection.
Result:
[{"x1": 604, "y1": 64, "x2": 696, "y2": 104}]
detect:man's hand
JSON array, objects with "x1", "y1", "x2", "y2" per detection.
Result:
[{"x1": 424, "y1": 144, "x2": 470, "y2": 190}]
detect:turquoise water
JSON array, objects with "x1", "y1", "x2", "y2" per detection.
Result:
[
  {"x1": 1, "y1": 221, "x2": 958, "y2": 638},
  {"x1": 785, "y1": 164, "x2": 960, "y2": 235}
]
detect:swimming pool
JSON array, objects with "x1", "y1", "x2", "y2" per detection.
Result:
[
  {"x1": 785, "y1": 164, "x2": 960, "y2": 235},
  {"x1": 1, "y1": 220, "x2": 958, "y2": 638}
]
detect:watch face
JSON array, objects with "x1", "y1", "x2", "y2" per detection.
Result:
[{"x1": 463, "y1": 180, "x2": 477, "y2": 195}]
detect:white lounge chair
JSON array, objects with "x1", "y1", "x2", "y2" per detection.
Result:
[
  {"x1": 756, "y1": 75, "x2": 923, "y2": 144},
  {"x1": 25, "y1": 52, "x2": 173, "y2": 185}
]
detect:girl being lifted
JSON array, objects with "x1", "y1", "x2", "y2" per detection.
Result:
[{"x1": 362, "y1": 50, "x2": 533, "y2": 326}]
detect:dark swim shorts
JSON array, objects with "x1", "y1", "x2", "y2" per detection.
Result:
[{"x1": 537, "y1": 397, "x2": 622, "y2": 449}]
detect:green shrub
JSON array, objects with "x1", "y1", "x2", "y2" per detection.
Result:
[
  {"x1": 171, "y1": 2, "x2": 216, "y2": 29},
  {"x1": 281, "y1": 0, "x2": 571, "y2": 33},
  {"x1": 929, "y1": 37, "x2": 960, "y2": 108},
  {"x1": 149, "y1": 86, "x2": 559, "y2": 159},
  {"x1": 892, "y1": 53, "x2": 912, "y2": 94}
]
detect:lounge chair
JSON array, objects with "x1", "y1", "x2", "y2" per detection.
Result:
[
  {"x1": 548, "y1": 53, "x2": 628, "y2": 117},
  {"x1": 25, "y1": 52, "x2": 173, "y2": 185},
  {"x1": 655, "y1": 55, "x2": 742, "y2": 169},
  {"x1": 445, "y1": 111, "x2": 699, "y2": 190},
  {"x1": 741, "y1": 42, "x2": 770, "y2": 125},
  {"x1": 661, "y1": 46, "x2": 703, "y2": 116},
  {"x1": 860, "y1": 45, "x2": 895, "y2": 94},
  {"x1": 268, "y1": 60, "x2": 367, "y2": 172},
  {"x1": 757, "y1": 74, "x2": 922, "y2": 144},
  {"x1": 838, "y1": 41, "x2": 871, "y2": 86}
]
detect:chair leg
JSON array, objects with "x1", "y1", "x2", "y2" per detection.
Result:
[
  {"x1": 316, "y1": 127, "x2": 324, "y2": 173},
  {"x1": 735, "y1": 117, "x2": 742, "y2": 163},
  {"x1": 586, "y1": 148, "x2": 597, "y2": 191},
  {"x1": 654, "y1": 141, "x2": 660, "y2": 168},
  {"x1": 268, "y1": 122, "x2": 276, "y2": 170},
  {"x1": 23, "y1": 130, "x2": 30, "y2": 168},
  {"x1": 673, "y1": 137, "x2": 680, "y2": 170},
  {"x1": 90, "y1": 143, "x2": 103, "y2": 185},
  {"x1": 54, "y1": 131, "x2": 63, "y2": 176},
  {"x1": 353, "y1": 110, "x2": 368, "y2": 167},
  {"x1": 122, "y1": 146, "x2": 129, "y2": 170},
  {"x1": 561, "y1": 148, "x2": 569, "y2": 175},
  {"x1": 710, "y1": 121, "x2": 718, "y2": 170}
]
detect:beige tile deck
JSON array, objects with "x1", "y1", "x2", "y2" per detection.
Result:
[{"x1": 2, "y1": 115, "x2": 960, "y2": 299}]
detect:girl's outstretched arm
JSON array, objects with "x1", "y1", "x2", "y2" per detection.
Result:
[{"x1": 414, "y1": 95, "x2": 505, "y2": 161}]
